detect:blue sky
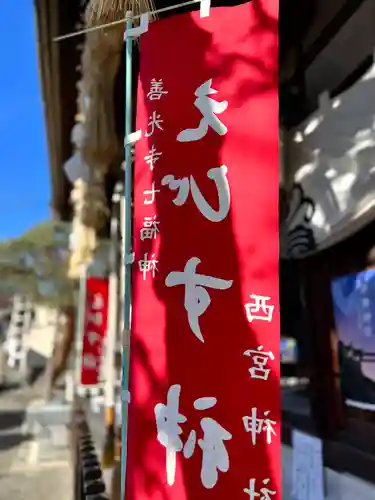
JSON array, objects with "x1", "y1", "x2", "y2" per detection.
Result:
[{"x1": 0, "y1": 2, "x2": 50, "y2": 240}]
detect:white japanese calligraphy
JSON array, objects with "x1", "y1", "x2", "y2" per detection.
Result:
[
  {"x1": 145, "y1": 111, "x2": 164, "y2": 137},
  {"x1": 161, "y1": 165, "x2": 230, "y2": 222},
  {"x1": 199, "y1": 416, "x2": 232, "y2": 488},
  {"x1": 362, "y1": 297, "x2": 371, "y2": 308},
  {"x1": 92, "y1": 293, "x2": 104, "y2": 310},
  {"x1": 165, "y1": 257, "x2": 233, "y2": 342},
  {"x1": 147, "y1": 79, "x2": 168, "y2": 100},
  {"x1": 242, "y1": 408, "x2": 277, "y2": 445},
  {"x1": 359, "y1": 290, "x2": 372, "y2": 337},
  {"x1": 155, "y1": 384, "x2": 232, "y2": 488},
  {"x1": 245, "y1": 295, "x2": 274, "y2": 323},
  {"x1": 144, "y1": 144, "x2": 162, "y2": 170},
  {"x1": 244, "y1": 346, "x2": 275, "y2": 381},
  {"x1": 83, "y1": 353, "x2": 97, "y2": 369},
  {"x1": 177, "y1": 79, "x2": 228, "y2": 142},
  {"x1": 143, "y1": 182, "x2": 160, "y2": 205},
  {"x1": 155, "y1": 384, "x2": 185, "y2": 486},
  {"x1": 88, "y1": 311, "x2": 103, "y2": 327},
  {"x1": 244, "y1": 478, "x2": 276, "y2": 499},
  {"x1": 87, "y1": 331, "x2": 101, "y2": 346},
  {"x1": 140, "y1": 215, "x2": 160, "y2": 241},
  {"x1": 138, "y1": 252, "x2": 158, "y2": 280}
]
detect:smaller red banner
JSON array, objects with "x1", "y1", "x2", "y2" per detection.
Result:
[{"x1": 80, "y1": 277, "x2": 109, "y2": 387}]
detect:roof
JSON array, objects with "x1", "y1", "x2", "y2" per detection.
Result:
[{"x1": 34, "y1": 0, "x2": 84, "y2": 220}]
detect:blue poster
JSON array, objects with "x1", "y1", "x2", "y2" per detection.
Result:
[
  {"x1": 332, "y1": 269, "x2": 375, "y2": 408},
  {"x1": 280, "y1": 337, "x2": 297, "y2": 364}
]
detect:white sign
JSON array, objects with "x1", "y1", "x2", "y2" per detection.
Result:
[{"x1": 292, "y1": 430, "x2": 324, "y2": 500}]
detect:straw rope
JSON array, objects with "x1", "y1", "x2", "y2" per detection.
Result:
[
  {"x1": 67, "y1": 1, "x2": 158, "y2": 180},
  {"x1": 86, "y1": 0, "x2": 156, "y2": 30},
  {"x1": 68, "y1": 1, "x2": 157, "y2": 278},
  {"x1": 70, "y1": 178, "x2": 109, "y2": 230},
  {"x1": 80, "y1": 32, "x2": 121, "y2": 173},
  {"x1": 54, "y1": 0, "x2": 202, "y2": 41},
  {"x1": 68, "y1": 223, "x2": 96, "y2": 280},
  {"x1": 68, "y1": 178, "x2": 109, "y2": 278}
]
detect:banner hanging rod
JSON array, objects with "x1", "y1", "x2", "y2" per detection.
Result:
[{"x1": 53, "y1": 0, "x2": 202, "y2": 42}]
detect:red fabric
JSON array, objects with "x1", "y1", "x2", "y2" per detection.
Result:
[
  {"x1": 129, "y1": 2, "x2": 280, "y2": 499},
  {"x1": 80, "y1": 277, "x2": 109, "y2": 386}
]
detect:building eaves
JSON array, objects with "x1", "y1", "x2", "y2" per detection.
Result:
[{"x1": 34, "y1": 0, "x2": 83, "y2": 220}]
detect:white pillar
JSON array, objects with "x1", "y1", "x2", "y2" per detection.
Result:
[
  {"x1": 44, "y1": 308, "x2": 60, "y2": 401},
  {"x1": 65, "y1": 370, "x2": 74, "y2": 403},
  {"x1": 19, "y1": 300, "x2": 33, "y2": 379},
  {"x1": 104, "y1": 184, "x2": 122, "y2": 412}
]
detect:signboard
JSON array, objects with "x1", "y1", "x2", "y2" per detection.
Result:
[
  {"x1": 332, "y1": 270, "x2": 375, "y2": 409},
  {"x1": 281, "y1": 338, "x2": 298, "y2": 364},
  {"x1": 128, "y1": 2, "x2": 280, "y2": 500},
  {"x1": 80, "y1": 277, "x2": 109, "y2": 387},
  {"x1": 292, "y1": 430, "x2": 324, "y2": 500}
]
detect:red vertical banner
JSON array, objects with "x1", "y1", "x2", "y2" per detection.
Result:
[
  {"x1": 129, "y1": 2, "x2": 280, "y2": 500},
  {"x1": 80, "y1": 277, "x2": 109, "y2": 387}
]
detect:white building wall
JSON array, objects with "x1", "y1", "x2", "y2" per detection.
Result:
[{"x1": 24, "y1": 305, "x2": 58, "y2": 359}]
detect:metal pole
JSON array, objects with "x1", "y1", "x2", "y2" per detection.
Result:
[
  {"x1": 75, "y1": 265, "x2": 89, "y2": 391},
  {"x1": 121, "y1": 12, "x2": 134, "y2": 500},
  {"x1": 102, "y1": 183, "x2": 122, "y2": 468}
]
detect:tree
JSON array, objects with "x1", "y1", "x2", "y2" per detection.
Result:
[
  {"x1": 0, "y1": 220, "x2": 109, "y2": 385},
  {"x1": 0, "y1": 220, "x2": 75, "y2": 307},
  {"x1": 0, "y1": 221, "x2": 75, "y2": 384}
]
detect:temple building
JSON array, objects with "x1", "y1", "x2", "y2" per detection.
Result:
[{"x1": 35, "y1": 0, "x2": 375, "y2": 498}]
